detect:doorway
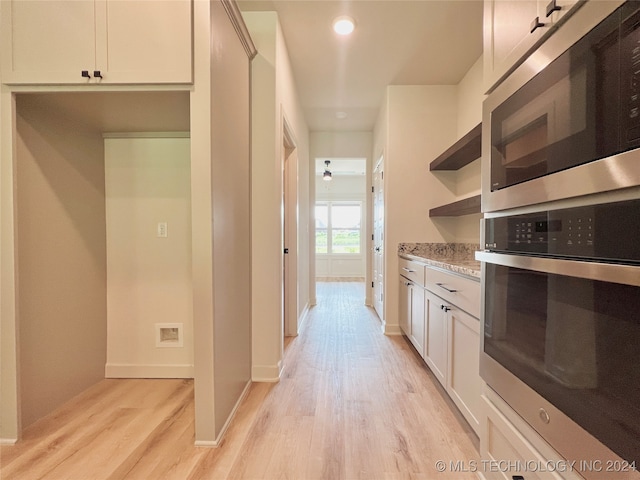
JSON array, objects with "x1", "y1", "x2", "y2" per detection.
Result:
[
  {"x1": 283, "y1": 121, "x2": 298, "y2": 338},
  {"x1": 314, "y1": 157, "x2": 367, "y2": 282}
]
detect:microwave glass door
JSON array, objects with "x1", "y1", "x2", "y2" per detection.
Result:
[
  {"x1": 490, "y1": 7, "x2": 623, "y2": 191},
  {"x1": 484, "y1": 263, "x2": 640, "y2": 465}
]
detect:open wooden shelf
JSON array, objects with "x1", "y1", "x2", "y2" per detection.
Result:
[
  {"x1": 429, "y1": 123, "x2": 481, "y2": 171},
  {"x1": 429, "y1": 194, "x2": 481, "y2": 217}
]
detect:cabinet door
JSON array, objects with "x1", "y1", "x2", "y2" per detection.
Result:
[
  {"x1": 446, "y1": 307, "x2": 481, "y2": 434},
  {"x1": 481, "y1": 394, "x2": 568, "y2": 480},
  {"x1": 484, "y1": 0, "x2": 548, "y2": 92},
  {"x1": 409, "y1": 285, "x2": 425, "y2": 357},
  {"x1": 424, "y1": 290, "x2": 447, "y2": 387},
  {"x1": 100, "y1": 0, "x2": 192, "y2": 83},
  {"x1": 0, "y1": 0, "x2": 192, "y2": 85},
  {"x1": 399, "y1": 278, "x2": 411, "y2": 337},
  {"x1": 1, "y1": 0, "x2": 97, "y2": 84}
]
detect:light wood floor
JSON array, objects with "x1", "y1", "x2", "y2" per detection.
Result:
[{"x1": 1, "y1": 280, "x2": 479, "y2": 479}]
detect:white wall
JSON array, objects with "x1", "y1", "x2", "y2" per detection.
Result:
[
  {"x1": 372, "y1": 56, "x2": 486, "y2": 334},
  {"x1": 244, "y1": 11, "x2": 310, "y2": 382},
  {"x1": 13, "y1": 96, "x2": 107, "y2": 431},
  {"x1": 104, "y1": 136, "x2": 193, "y2": 378},
  {"x1": 457, "y1": 57, "x2": 485, "y2": 137},
  {"x1": 377, "y1": 85, "x2": 458, "y2": 333},
  {"x1": 436, "y1": 55, "x2": 485, "y2": 243}
]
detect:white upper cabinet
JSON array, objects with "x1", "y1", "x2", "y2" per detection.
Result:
[
  {"x1": 1, "y1": 0, "x2": 192, "y2": 85},
  {"x1": 484, "y1": 0, "x2": 580, "y2": 93}
]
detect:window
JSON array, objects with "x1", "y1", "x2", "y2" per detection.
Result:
[{"x1": 315, "y1": 202, "x2": 361, "y2": 254}]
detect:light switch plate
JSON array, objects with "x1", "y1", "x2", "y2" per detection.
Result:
[{"x1": 157, "y1": 222, "x2": 168, "y2": 238}]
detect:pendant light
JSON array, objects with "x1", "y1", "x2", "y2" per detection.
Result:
[{"x1": 323, "y1": 160, "x2": 332, "y2": 181}]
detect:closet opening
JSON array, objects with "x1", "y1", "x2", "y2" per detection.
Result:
[{"x1": 14, "y1": 90, "x2": 192, "y2": 431}]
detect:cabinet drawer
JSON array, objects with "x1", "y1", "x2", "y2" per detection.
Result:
[
  {"x1": 426, "y1": 267, "x2": 479, "y2": 317},
  {"x1": 399, "y1": 258, "x2": 426, "y2": 287},
  {"x1": 481, "y1": 389, "x2": 586, "y2": 480}
]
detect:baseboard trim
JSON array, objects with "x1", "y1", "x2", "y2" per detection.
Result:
[
  {"x1": 194, "y1": 440, "x2": 218, "y2": 447},
  {"x1": 251, "y1": 361, "x2": 282, "y2": 382},
  {"x1": 383, "y1": 323, "x2": 402, "y2": 336},
  {"x1": 0, "y1": 438, "x2": 17, "y2": 445},
  {"x1": 212, "y1": 379, "x2": 252, "y2": 447},
  {"x1": 105, "y1": 364, "x2": 194, "y2": 379},
  {"x1": 297, "y1": 302, "x2": 310, "y2": 335}
]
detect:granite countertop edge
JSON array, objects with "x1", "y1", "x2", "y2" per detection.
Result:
[{"x1": 397, "y1": 243, "x2": 481, "y2": 279}]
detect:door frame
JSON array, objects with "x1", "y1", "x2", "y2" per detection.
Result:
[
  {"x1": 282, "y1": 118, "x2": 298, "y2": 337},
  {"x1": 372, "y1": 154, "x2": 384, "y2": 323}
]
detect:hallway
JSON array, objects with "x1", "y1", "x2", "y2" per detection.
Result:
[{"x1": 1, "y1": 281, "x2": 479, "y2": 479}]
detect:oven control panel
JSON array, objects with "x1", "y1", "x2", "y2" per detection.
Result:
[{"x1": 484, "y1": 199, "x2": 640, "y2": 263}]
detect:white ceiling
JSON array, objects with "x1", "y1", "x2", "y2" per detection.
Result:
[{"x1": 239, "y1": 0, "x2": 484, "y2": 132}]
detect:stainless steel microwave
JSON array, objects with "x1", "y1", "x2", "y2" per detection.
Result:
[{"x1": 482, "y1": 0, "x2": 640, "y2": 213}]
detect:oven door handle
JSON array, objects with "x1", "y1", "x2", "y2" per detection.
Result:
[{"x1": 475, "y1": 251, "x2": 640, "y2": 287}]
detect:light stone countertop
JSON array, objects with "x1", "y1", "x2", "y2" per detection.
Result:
[{"x1": 397, "y1": 243, "x2": 481, "y2": 279}]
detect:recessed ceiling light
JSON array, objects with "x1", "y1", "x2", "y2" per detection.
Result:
[
  {"x1": 336, "y1": 111, "x2": 348, "y2": 119},
  {"x1": 333, "y1": 16, "x2": 355, "y2": 36}
]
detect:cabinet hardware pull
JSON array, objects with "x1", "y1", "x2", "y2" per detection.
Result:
[
  {"x1": 81, "y1": 70, "x2": 91, "y2": 79},
  {"x1": 405, "y1": 282, "x2": 412, "y2": 287},
  {"x1": 545, "y1": 0, "x2": 561, "y2": 17},
  {"x1": 441, "y1": 305, "x2": 451, "y2": 312},
  {"x1": 530, "y1": 16, "x2": 545, "y2": 33},
  {"x1": 436, "y1": 283, "x2": 457, "y2": 293},
  {"x1": 93, "y1": 70, "x2": 103, "y2": 79},
  {"x1": 402, "y1": 267, "x2": 415, "y2": 273}
]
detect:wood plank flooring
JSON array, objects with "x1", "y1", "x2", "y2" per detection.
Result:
[{"x1": 1, "y1": 280, "x2": 479, "y2": 479}]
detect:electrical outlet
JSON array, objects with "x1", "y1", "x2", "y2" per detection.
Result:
[{"x1": 157, "y1": 222, "x2": 168, "y2": 238}]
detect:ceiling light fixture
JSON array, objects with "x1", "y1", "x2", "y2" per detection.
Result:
[
  {"x1": 333, "y1": 16, "x2": 355, "y2": 36},
  {"x1": 323, "y1": 160, "x2": 332, "y2": 181}
]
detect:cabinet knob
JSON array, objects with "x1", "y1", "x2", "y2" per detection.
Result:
[
  {"x1": 81, "y1": 70, "x2": 91, "y2": 79},
  {"x1": 440, "y1": 305, "x2": 451, "y2": 312},
  {"x1": 545, "y1": 0, "x2": 561, "y2": 17},
  {"x1": 530, "y1": 16, "x2": 545, "y2": 33},
  {"x1": 93, "y1": 70, "x2": 103, "y2": 79}
]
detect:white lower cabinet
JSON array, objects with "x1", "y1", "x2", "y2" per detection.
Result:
[
  {"x1": 480, "y1": 388, "x2": 585, "y2": 480},
  {"x1": 409, "y1": 285, "x2": 425, "y2": 356},
  {"x1": 447, "y1": 305, "x2": 482, "y2": 433},
  {"x1": 424, "y1": 280, "x2": 482, "y2": 434},
  {"x1": 399, "y1": 277, "x2": 412, "y2": 338},
  {"x1": 424, "y1": 290, "x2": 448, "y2": 387},
  {"x1": 399, "y1": 258, "x2": 482, "y2": 435},
  {"x1": 399, "y1": 259, "x2": 426, "y2": 357}
]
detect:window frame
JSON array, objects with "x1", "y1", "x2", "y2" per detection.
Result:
[{"x1": 315, "y1": 201, "x2": 363, "y2": 255}]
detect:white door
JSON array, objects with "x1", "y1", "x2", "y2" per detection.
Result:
[
  {"x1": 283, "y1": 132, "x2": 298, "y2": 337},
  {"x1": 372, "y1": 156, "x2": 384, "y2": 321}
]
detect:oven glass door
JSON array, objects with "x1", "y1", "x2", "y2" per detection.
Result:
[
  {"x1": 484, "y1": 259, "x2": 640, "y2": 465},
  {"x1": 490, "y1": 3, "x2": 629, "y2": 191}
]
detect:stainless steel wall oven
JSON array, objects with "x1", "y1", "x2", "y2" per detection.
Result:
[{"x1": 480, "y1": 1, "x2": 640, "y2": 478}]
